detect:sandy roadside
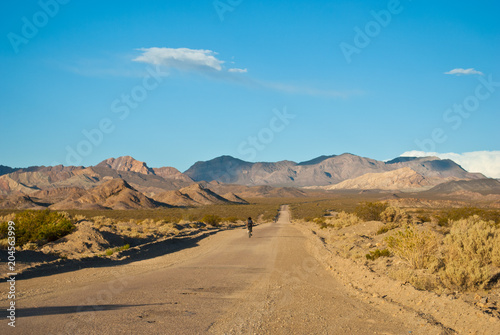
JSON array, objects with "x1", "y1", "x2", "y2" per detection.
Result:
[{"x1": 295, "y1": 220, "x2": 500, "y2": 335}]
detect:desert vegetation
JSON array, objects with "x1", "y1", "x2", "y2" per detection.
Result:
[
  {"x1": 299, "y1": 201, "x2": 500, "y2": 294},
  {"x1": 0, "y1": 209, "x2": 75, "y2": 248}
]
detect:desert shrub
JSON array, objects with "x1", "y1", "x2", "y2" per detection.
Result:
[
  {"x1": 223, "y1": 216, "x2": 239, "y2": 223},
  {"x1": 436, "y1": 207, "x2": 500, "y2": 226},
  {"x1": 73, "y1": 214, "x2": 87, "y2": 222},
  {"x1": 202, "y1": 214, "x2": 222, "y2": 227},
  {"x1": 105, "y1": 244, "x2": 130, "y2": 257},
  {"x1": 376, "y1": 222, "x2": 399, "y2": 235},
  {"x1": 313, "y1": 217, "x2": 327, "y2": 228},
  {"x1": 493, "y1": 234, "x2": 500, "y2": 267},
  {"x1": 414, "y1": 211, "x2": 432, "y2": 224},
  {"x1": 439, "y1": 216, "x2": 498, "y2": 291},
  {"x1": 366, "y1": 248, "x2": 391, "y2": 260},
  {"x1": 92, "y1": 216, "x2": 115, "y2": 227},
  {"x1": 0, "y1": 210, "x2": 75, "y2": 247},
  {"x1": 389, "y1": 268, "x2": 441, "y2": 292},
  {"x1": 380, "y1": 206, "x2": 411, "y2": 225},
  {"x1": 354, "y1": 202, "x2": 388, "y2": 221},
  {"x1": 331, "y1": 211, "x2": 361, "y2": 228},
  {"x1": 385, "y1": 225, "x2": 439, "y2": 269}
]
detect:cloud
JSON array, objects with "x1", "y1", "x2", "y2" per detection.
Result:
[
  {"x1": 228, "y1": 68, "x2": 248, "y2": 73},
  {"x1": 400, "y1": 150, "x2": 500, "y2": 178},
  {"x1": 132, "y1": 47, "x2": 358, "y2": 99},
  {"x1": 444, "y1": 68, "x2": 484, "y2": 76},
  {"x1": 133, "y1": 47, "x2": 224, "y2": 71}
]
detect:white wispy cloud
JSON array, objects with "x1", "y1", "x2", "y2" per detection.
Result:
[
  {"x1": 400, "y1": 150, "x2": 500, "y2": 178},
  {"x1": 132, "y1": 47, "x2": 358, "y2": 98},
  {"x1": 444, "y1": 68, "x2": 484, "y2": 76},
  {"x1": 133, "y1": 47, "x2": 225, "y2": 71},
  {"x1": 228, "y1": 68, "x2": 248, "y2": 73}
]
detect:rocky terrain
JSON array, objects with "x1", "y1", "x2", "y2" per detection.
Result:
[
  {"x1": 321, "y1": 167, "x2": 432, "y2": 191},
  {"x1": 185, "y1": 153, "x2": 485, "y2": 187},
  {"x1": 0, "y1": 153, "x2": 496, "y2": 209}
]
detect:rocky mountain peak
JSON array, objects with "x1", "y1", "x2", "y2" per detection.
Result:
[{"x1": 97, "y1": 156, "x2": 154, "y2": 175}]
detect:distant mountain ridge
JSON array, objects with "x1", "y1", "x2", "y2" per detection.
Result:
[
  {"x1": 184, "y1": 153, "x2": 484, "y2": 187},
  {"x1": 322, "y1": 167, "x2": 431, "y2": 191},
  {"x1": 0, "y1": 153, "x2": 491, "y2": 209}
]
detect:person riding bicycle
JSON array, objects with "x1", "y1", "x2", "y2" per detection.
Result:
[{"x1": 246, "y1": 217, "x2": 253, "y2": 235}]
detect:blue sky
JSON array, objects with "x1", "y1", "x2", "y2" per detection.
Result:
[{"x1": 1, "y1": 0, "x2": 499, "y2": 176}]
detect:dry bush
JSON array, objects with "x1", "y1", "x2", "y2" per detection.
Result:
[
  {"x1": 376, "y1": 222, "x2": 399, "y2": 235},
  {"x1": 365, "y1": 248, "x2": 390, "y2": 261},
  {"x1": 385, "y1": 225, "x2": 439, "y2": 270},
  {"x1": 439, "y1": 215, "x2": 498, "y2": 291},
  {"x1": 330, "y1": 211, "x2": 362, "y2": 228},
  {"x1": 389, "y1": 267, "x2": 441, "y2": 292},
  {"x1": 92, "y1": 216, "x2": 115, "y2": 227},
  {"x1": 143, "y1": 218, "x2": 155, "y2": 225},
  {"x1": 493, "y1": 234, "x2": 500, "y2": 267},
  {"x1": 202, "y1": 214, "x2": 222, "y2": 227},
  {"x1": 158, "y1": 223, "x2": 182, "y2": 235},
  {"x1": 73, "y1": 214, "x2": 87, "y2": 222},
  {"x1": 380, "y1": 206, "x2": 411, "y2": 225},
  {"x1": 313, "y1": 212, "x2": 361, "y2": 230},
  {"x1": 354, "y1": 202, "x2": 388, "y2": 221}
]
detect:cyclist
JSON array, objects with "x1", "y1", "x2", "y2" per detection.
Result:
[{"x1": 246, "y1": 217, "x2": 253, "y2": 238}]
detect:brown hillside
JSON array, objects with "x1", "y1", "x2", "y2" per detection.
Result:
[
  {"x1": 0, "y1": 194, "x2": 42, "y2": 209},
  {"x1": 52, "y1": 179, "x2": 166, "y2": 210},
  {"x1": 222, "y1": 193, "x2": 249, "y2": 204},
  {"x1": 153, "y1": 183, "x2": 235, "y2": 206}
]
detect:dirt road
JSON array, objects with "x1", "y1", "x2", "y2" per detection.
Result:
[{"x1": 3, "y1": 206, "x2": 437, "y2": 334}]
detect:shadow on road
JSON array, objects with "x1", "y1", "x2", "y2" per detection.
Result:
[
  {"x1": 6, "y1": 230, "x2": 221, "y2": 281},
  {"x1": 17, "y1": 303, "x2": 165, "y2": 318}
]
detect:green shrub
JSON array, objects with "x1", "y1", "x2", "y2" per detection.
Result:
[
  {"x1": 0, "y1": 210, "x2": 75, "y2": 247},
  {"x1": 354, "y1": 202, "x2": 388, "y2": 221},
  {"x1": 385, "y1": 225, "x2": 438, "y2": 269},
  {"x1": 366, "y1": 248, "x2": 391, "y2": 260},
  {"x1": 202, "y1": 214, "x2": 222, "y2": 227}
]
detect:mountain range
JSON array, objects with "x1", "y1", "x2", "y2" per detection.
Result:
[
  {"x1": 0, "y1": 153, "x2": 495, "y2": 210},
  {"x1": 184, "y1": 153, "x2": 484, "y2": 187}
]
